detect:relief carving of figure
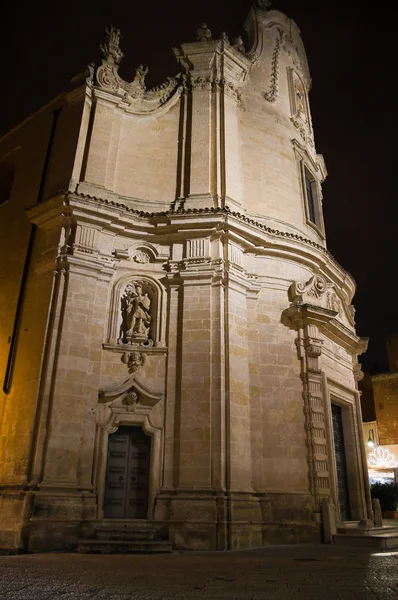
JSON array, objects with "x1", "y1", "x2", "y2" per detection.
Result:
[
  {"x1": 293, "y1": 75, "x2": 307, "y2": 121},
  {"x1": 327, "y1": 291, "x2": 341, "y2": 314},
  {"x1": 119, "y1": 282, "x2": 152, "y2": 344}
]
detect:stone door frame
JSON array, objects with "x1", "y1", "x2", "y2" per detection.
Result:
[
  {"x1": 94, "y1": 410, "x2": 163, "y2": 521},
  {"x1": 323, "y1": 376, "x2": 368, "y2": 523}
]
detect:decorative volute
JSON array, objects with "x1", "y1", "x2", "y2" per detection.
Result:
[{"x1": 94, "y1": 25, "x2": 182, "y2": 114}]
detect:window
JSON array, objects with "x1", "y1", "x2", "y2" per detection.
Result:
[
  {"x1": 305, "y1": 172, "x2": 316, "y2": 224},
  {"x1": 302, "y1": 164, "x2": 324, "y2": 236}
]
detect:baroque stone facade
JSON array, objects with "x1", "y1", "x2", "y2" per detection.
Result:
[{"x1": 0, "y1": 5, "x2": 373, "y2": 552}]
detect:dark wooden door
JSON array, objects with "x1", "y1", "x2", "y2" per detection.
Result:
[
  {"x1": 103, "y1": 426, "x2": 151, "y2": 519},
  {"x1": 331, "y1": 404, "x2": 350, "y2": 521}
]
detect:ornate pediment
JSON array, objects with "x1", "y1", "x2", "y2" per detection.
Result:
[
  {"x1": 97, "y1": 373, "x2": 163, "y2": 433},
  {"x1": 99, "y1": 373, "x2": 163, "y2": 407},
  {"x1": 287, "y1": 274, "x2": 355, "y2": 327},
  {"x1": 284, "y1": 273, "x2": 367, "y2": 356},
  {"x1": 94, "y1": 26, "x2": 182, "y2": 114}
]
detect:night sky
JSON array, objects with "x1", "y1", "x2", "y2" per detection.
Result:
[{"x1": 1, "y1": 0, "x2": 396, "y2": 372}]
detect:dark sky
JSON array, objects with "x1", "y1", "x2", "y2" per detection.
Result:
[{"x1": 1, "y1": 0, "x2": 396, "y2": 372}]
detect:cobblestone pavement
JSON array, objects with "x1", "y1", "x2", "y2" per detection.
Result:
[{"x1": 0, "y1": 544, "x2": 398, "y2": 600}]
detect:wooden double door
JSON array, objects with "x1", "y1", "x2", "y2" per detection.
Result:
[
  {"x1": 103, "y1": 426, "x2": 151, "y2": 519},
  {"x1": 331, "y1": 404, "x2": 350, "y2": 521}
]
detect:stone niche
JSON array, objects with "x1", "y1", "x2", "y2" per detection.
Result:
[{"x1": 107, "y1": 277, "x2": 165, "y2": 347}]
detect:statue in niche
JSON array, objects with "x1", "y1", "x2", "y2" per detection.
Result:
[{"x1": 119, "y1": 282, "x2": 152, "y2": 345}]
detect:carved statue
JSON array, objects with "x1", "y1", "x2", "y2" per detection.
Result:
[
  {"x1": 197, "y1": 23, "x2": 212, "y2": 42},
  {"x1": 119, "y1": 282, "x2": 152, "y2": 344},
  {"x1": 100, "y1": 25, "x2": 124, "y2": 65},
  {"x1": 255, "y1": 0, "x2": 272, "y2": 10},
  {"x1": 126, "y1": 285, "x2": 151, "y2": 336},
  {"x1": 134, "y1": 65, "x2": 148, "y2": 89},
  {"x1": 293, "y1": 75, "x2": 307, "y2": 120},
  {"x1": 233, "y1": 36, "x2": 245, "y2": 54}
]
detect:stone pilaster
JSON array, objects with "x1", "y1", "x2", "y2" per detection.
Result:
[{"x1": 294, "y1": 314, "x2": 331, "y2": 509}]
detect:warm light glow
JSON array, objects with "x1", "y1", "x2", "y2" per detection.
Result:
[
  {"x1": 368, "y1": 469, "x2": 395, "y2": 480},
  {"x1": 368, "y1": 446, "x2": 398, "y2": 469},
  {"x1": 367, "y1": 428, "x2": 375, "y2": 448}
]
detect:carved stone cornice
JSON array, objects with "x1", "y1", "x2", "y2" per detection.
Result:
[
  {"x1": 283, "y1": 302, "x2": 365, "y2": 356},
  {"x1": 291, "y1": 138, "x2": 327, "y2": 181},
  {"x1": 62, "y1": 191, "x2": 357, "y2": 304},
  {"x1": 26, "y1": 194, "x2": 72, "y2": 230},
  {"x1": 174, "y1": 34, "x2": 251, "y2": 107}
]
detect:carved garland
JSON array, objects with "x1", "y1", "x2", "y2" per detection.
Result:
[{"x1": 264, "y1": 30, "x2": 283, "y2": 103}]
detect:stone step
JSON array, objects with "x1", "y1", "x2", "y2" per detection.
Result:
[
  {"x1": 96, "y1": 527, "x2": 155, "y2": 541},
  {"x1": 77, "y1": 539, "x2": 173, "y2": 554},
  {"x1": 334, "y1": 533, "x2": 398, "y2": 550},
  {"x1": 339, "y1": 521, "x2": 362, "y2": 529},
  {"x1": 337, "y1": 526, "x2": 398, "y2": 536}
]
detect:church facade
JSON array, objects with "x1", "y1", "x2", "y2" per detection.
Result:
[{"x1": 0, "y1": 4, "x2": 373, "y2": 552}]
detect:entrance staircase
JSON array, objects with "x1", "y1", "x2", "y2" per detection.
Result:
[
  {"x1": 333, "y1": 521, "x2": 398, "y2": 550},
  {"x1": 78, "y1": 520, "x2": 173, "y2": 554}
]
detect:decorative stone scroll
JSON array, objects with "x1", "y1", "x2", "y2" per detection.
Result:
[
  {"x1": 118, "y1": 281, "x2": 155, "y2": 346},
  {"x1": 95, "y1": 26, "x2": 182, "y2": 114},
  {"x1": 288, "y1": 274, "x2": 344, "y2": 321}
]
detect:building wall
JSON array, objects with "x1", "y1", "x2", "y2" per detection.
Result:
[
  {"x1": 386, "y1": 334, "x2": 398, "y2": 373},
  {"x1": 373, "y1": 374, "x2": 398, "y2": 445},
  {"x1": 0, "y1": 8, "x2": 372, "y2": 552},
  {"x1": 0, "y1": 89, "x2": 85, "y2": 548}
]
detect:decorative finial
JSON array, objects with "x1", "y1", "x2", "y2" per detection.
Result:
[
  {"x1": 255, "y1": 0, "x2": 272, "y2": 10},
  {"x1": 233, "y1": 36, "x2": 245, "y2": 54},
  {"x1": 196, "y1": 23, "x2": 212, "y2": 42},
  {"x1": 100, "y1": 25, "x2": 124, "y2": 65},
  {"x1": 134, "y1": 65, "x2": 148, "y2": 89}
]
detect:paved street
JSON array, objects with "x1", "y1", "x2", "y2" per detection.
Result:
[{"x1": 0, "y1": 544, "x2": 397, "y2": 600}]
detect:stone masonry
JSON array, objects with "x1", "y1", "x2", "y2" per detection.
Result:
[{"x1": 0, "y1": 4, "x2": 373, "y2": 552}]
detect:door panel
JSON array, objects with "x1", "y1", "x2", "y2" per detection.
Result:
[
  {"x1": 331, "y1": 404, "x2": 350, "y2": 521},
  {"x1": 104, "y1": 426, "x2": 151, "y2": 519},
  {"x1": 127, "y1": 429, "x2": 151, "y2": 519}
]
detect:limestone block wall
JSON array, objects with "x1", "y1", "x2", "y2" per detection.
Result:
[
  {"x1": 226, "y1": 282, "x2": 252, "y2": 491},
  {"x1": 82, "y1": 98, "x2": 180, "y2": 207},
  {"x1": 239, "y1": 12, "x2": 324, "y2": 244},
  {"x1": 249, "y1": 258, "x2": 313, "y2": 526}
]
